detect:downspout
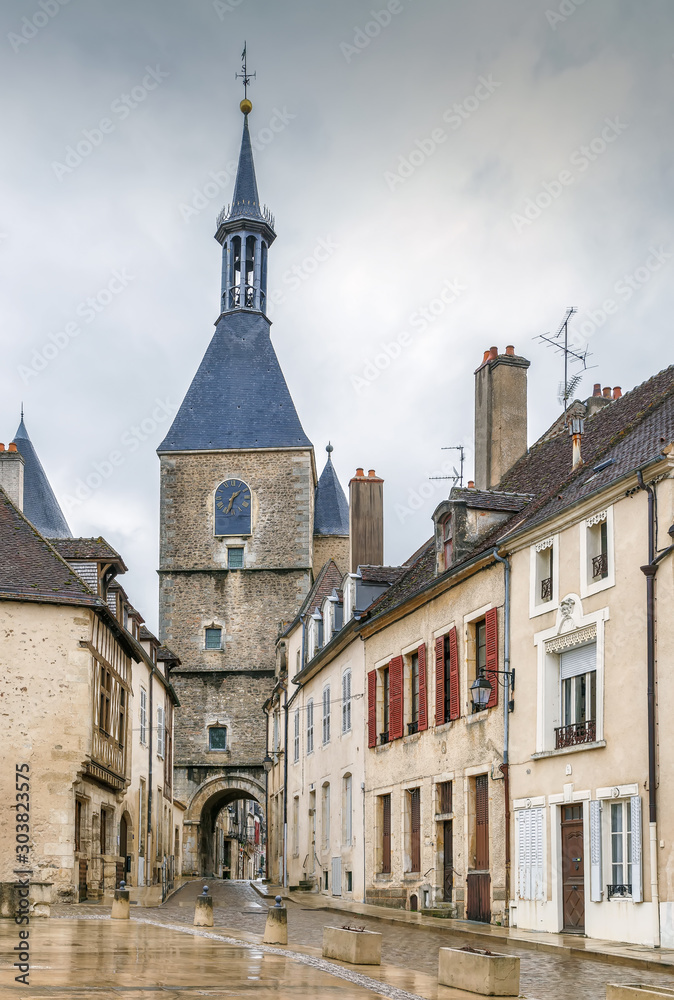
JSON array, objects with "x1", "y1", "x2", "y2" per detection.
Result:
[
  {"x1": 492, "y1": 549, "x2": 511, "y2": 926},
  {"x1": 148, "y1": 669, "x2": 153, "y2": 884},
  {"x1": 283, "y1": 679, "x2": 289, "y2": 888},
  {"x1": 263, "y1": 703, "x2": 270, "y2": 882},
  {"x1": 636, "y1": 470, "x2": 674, "y2": 948}
]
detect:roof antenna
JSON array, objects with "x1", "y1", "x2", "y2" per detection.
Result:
[
  {"x1": 536, "y1": 308, "x2": 595, "y2": 427},
  {"x1": 429, "y1": 445, "x2": 465, "y2": 488},
  {"x1": 20, "y1": 401, "x2": 24, "y2": 421}
]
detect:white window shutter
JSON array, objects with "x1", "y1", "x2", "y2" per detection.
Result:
[
  {"x1": 631, "y1": 795, "x2": 643, "y2": 902},
  {"x1": 517, "y1": 810, "x2": 531, "y2": 899},
  {"x1": 533, "y1": 808, "x2": 545, "y2": 901},
  {"x1": 590, "y1": 800, "x2": 602, "y2": 902}
]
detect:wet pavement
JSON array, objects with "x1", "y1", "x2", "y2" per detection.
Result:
[
  {"x1": 156, "y1": 880, "x2": 674, "y2": 1000},
  {"x1": 5, "y1": 880, "x2": 674, "y2": 999}
]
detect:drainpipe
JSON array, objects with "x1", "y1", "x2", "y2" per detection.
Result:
[
  {"x1": 361, "y1": 781, "x2": 366, "y2": 904},
  {"x1": 283, "y1": 679, "x2": 289, "y2": 888},
  {"x1": 263, "y1": 704, "x2": 270, "y2": 882},
  {"x1": 148, "y1": 669, "x2": 153, "y2": 885},
  {"x1": 636, "y1": 471, "x2": 674, "y2": 948},
  {"x1": 492, "y1": 548, "x2": 511, "y2": 926}
]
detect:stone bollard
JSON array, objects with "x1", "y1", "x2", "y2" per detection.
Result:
[
  {"x1": 263, "y1": 894, "x2": 287, "y2": 945},
  {"x1": 111, "y1": 880, "x2": 130, "y2": 920},
  {"x1": 194, "y1": 885, "x2": 214, "y2": 927}
]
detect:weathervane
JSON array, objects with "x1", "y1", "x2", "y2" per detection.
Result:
[
  {"x1": 536, "y1": 308, "x2": 595, "y2": 426},
  {"x1": 235, "y1": 43, "x2": 256, "y2": 111}
]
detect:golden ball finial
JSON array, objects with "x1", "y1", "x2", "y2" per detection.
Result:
[{"x1": 240, "y1": 98, "x2": 252, "y2": 115}]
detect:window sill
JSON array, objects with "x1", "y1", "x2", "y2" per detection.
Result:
[
  {"x1": 403, "y1": 731, "x2": 422, "y2": 745},
  {"x1": 435, "y1": 812, "x2": 453, "y2": 821},
  {"x1": 529, "y1": 599, "x2": 558, "y2": 619},
  {"x1": 206, "y1": 749, "x2": 230, "y2": 754},
  {"x1": 465, "y1": 709, "x2": 489, "y2": 726},
  {"x1": 580, "y1": 575, "x2": 615, "y2": 599},
  {"x1": 375, "y1": 872, "x2": 393, "y2": 881},
  {"x1": 374, "y1": 741, "x2": 392, "y2": 753},
  {"x1": 531, "y1": 740, "x2": 606, "y2": 759}
]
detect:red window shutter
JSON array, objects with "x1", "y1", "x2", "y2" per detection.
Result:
[
  {"x1": 485, "y1": 607, "x2": 499, "y2": 708},
  {"x1": 449, "y1": 626, "x2": 460, "y2": 720},
  {"x1": 435, "y1": 636, "x2": 445, "y2": 726},
  {"x1": 367, "y1": 670, "x2": 377, "y2": 748},
  {"x1": 389, "y1": 656, "x2": 404, "y2": 740},
  {"x1": 417, "y1": 644, "x2": 428, "y2": 731}
]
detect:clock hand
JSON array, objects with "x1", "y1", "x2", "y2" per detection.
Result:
[{"x1": 225, "y1": 491, "x2": 241, "y2": 513}]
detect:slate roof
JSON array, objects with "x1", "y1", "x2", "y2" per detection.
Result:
[
  {"x1": 49, "y1": 536, "x2": 127, "y2": 568},
  {"x1": 360, "y1": 541, "x2": 436, "y2": 621},
  {"x1": 13, "y1": 417, "x2": 71, "y2": 539},
  {"x1": 157, "y1": 311, "x2": 311, "y2": 452},
  {"x1": 0, "y1": 487, "x2": 100, "y2": 607},
  {"x1": 139, "y1": 624, "x2": 158, "y2": 642},
  {"x1": 157, "y1": 644, "x2": 180, "y2": 664},
  {"x1": 314, "y1": 452, "x2": 349, "y2": 535},
  {"x1": 449, "y1": 488, "x2": 533, "y2": 512},
  {"x1": 358, "y1": 565, "x2": 405, "y2": 585}
]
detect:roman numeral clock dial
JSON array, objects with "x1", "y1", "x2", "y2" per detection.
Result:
[{"x1": 214, "y1": 479, "x2": 252, "y2": 536}]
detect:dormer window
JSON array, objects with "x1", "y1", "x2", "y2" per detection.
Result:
[
  {"x1": 442, "y1": 516, "x2": 453, "y2": 569},
  {"x1": 205, "y1": 627, "x2": 223, "y2": 650}
]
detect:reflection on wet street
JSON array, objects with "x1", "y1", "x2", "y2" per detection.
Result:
[{"x1": 2, "y1": 880, "x2": 674, "y2": 999}]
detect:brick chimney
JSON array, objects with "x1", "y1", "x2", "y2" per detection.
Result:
[
  {"x1": 474, "y1": 346, "x2": 530, "y2": 490},
  {"x1": 349, "y1": 468, "x2": 384, "y2": 572},
  {"x1": 0, "y1": 442, "x2": 25, "y2": 510}
]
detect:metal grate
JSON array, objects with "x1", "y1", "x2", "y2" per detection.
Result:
[
  {"x1": 592, "y1": 553, "x2": 608, "y2": 579},
  {"x1": 540, "y1": 576, "x2": 552, "y2": 601},
  {"x1": 555, "y1": 719, "x2": 596, "y2": 749},
  {"x1": 607, "y1": 883, "x2": 632, "y2": 899}
]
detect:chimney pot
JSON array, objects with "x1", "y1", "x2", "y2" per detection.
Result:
[
  {"x1": 467, "y1": 480, "x2": 475, "y2": 489},
  {"x1": 0, "y1": 444, "x2": 4, "y2": 452},
  {"x1": 0, "y1": 441, "x2": 25, "y2": 509},
  {"x1": 505, "y1": 345, "x2": 515, "y2": 356},
  {"x1": 368, "y1": 470, "x2": 376, "y2": 478},
  {"x1": 602, "y1": 386, "x2": 612, "y2": 398},
  {"x1": 355, "y1": 467, "x2": 364, "y2": 478},
  {"x1": 482, "y1": 350, "x2": 490, "y2": 363},
  {"x1": 613, "y1": 386, "x2": 622, "y2": 399},
  {"x1": 8, "y1": 442, "x2": 17, "y2": 452},
  {"x1": 489, "y1": 346, "x2": 498, "y2": 360},
  {"x1": 593, "y1": 383, "x2": 602, "y2": 397}
]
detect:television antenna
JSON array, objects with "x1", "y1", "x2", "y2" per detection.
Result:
[
  {"x1": 536, "y1": 308, "x2": 595, "y2": 426},
  {"x1": 429, "y1": 445, "x2": 465, "y2": 487}
]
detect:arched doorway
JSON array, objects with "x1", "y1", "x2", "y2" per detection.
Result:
[
  {"x1": 118, "y1": 812, "x2": 131, "y2": 887},
  {"x1": 184, "y1": 773, "x2": 266, "y2": 877}
]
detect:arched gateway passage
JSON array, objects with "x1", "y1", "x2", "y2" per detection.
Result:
[{"x1": 183, "y1": 772, "x2": 266, "y2": 877}]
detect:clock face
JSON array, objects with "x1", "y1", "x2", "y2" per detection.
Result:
[{"x1": 215, "y1": 479, "x2": 252, "y2": 536}]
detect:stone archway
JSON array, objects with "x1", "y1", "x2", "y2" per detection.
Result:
[{"x1": 183, "y1": 772, "x2": 266, "y2": 877}]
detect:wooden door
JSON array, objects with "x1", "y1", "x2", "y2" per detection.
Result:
[
  {"x1": 120, "y1": 815, "x2": 128, "y2": 859},
  {"x1": 382, "y1": 795, "x2": 391, "y2": 873},
  {"x1": 78, "y1": 859, "x2": 88, "y2": 902},
  {"x1": 467, "y1": 872, "x2": 491, "y2": 922},
  {"x1": 410, "y1": 789, "x2": 421, "y2": 872},
  {"x1": 561, "y1": 805, "x2": 585, "y2": 932},
  {"x1": 443, "y1": 820, "x2": 453, "y2": 901}
]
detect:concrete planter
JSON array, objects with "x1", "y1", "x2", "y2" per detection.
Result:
[
  {"x1": 607, "y1": 988, "x2": 674, "y2": 999},
  {"x1": 438, "y1": 946, "x2": 520, "y2": 997},
  {"x1": 322, "y1": 926, "x2": 381, "y2": 966}
]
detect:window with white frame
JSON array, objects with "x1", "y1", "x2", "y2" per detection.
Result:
[
  {"x1": 343, "y1": 773, "x2": 353, "y2": 846},
  {"x1": 322, "y1": 782, "x2": 330, "y2": 849},
  {"x1": 273, "y1": 710, "x2": 279, "y2": 753},
  {"x1": 323, "y1": 599, "x2": 333, "y2": 647},
  {"x1": 342, "y1": 669, "x2": 352, "y2": 733},
  {"x1": 343, "y1": 576, "x2": 356, "y2": 622},
  {"x1": 581, "y1": 508, "x2": 615, "y2": 597},
  {"x1": 322, "y1": 685, "x2": 331, "y2": 744},
  {"x1": 293, "y1": 708, "x2": 300, "y2": 763},
  {"x1": 140, "y1": 687, "x2": 147, "y2": 744},
  {"x1": 306, "y1": 699, "x2": 314, "y2": 754},
  {"x1": 610, "y1": 800, "x2": 632, "y2": 892},
  {"x1": 533, "y1": 537, "x2": 556, "y2": 609},
  {"x1": 557, "y1": 641, "x2": 597, "y2": 749},
  {"x1": 156, "y1": 704, "x2": 165, "y2": 758}
]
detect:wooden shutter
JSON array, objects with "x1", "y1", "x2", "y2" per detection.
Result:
[
  {"x1": 389, "y1": 656, "x2": 404, "y2": 740},
  {"x1": 590, "y1": 799, "x2": 602, "y2": 902},
  {"x1": 367, "y1": 670, "x2": 377, "y2": 748},
  {"x1": 435, "y1": 636, "x2": 445, "y2": 726},
  {"x1": 417, "y1": 644, "x2": 428, "y2": 731},
  {"x1": 485, "y1": 607, "x2": 499, "y2": 709},
  {"x1": 475, "y1": 774, "x2": 489, "y2": 869},
  {"x1": 410, "y1": 789, "x2": 421, "y2": 872},
  {"x1": 448, "y1": 627, "x2": 460, "y2": 720},
  {"x1": 631, "y1": 795, "x2": 643, "y2": 902}
]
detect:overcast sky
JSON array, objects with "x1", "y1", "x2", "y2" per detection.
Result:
[{"x1": 2, "y1": 0, "x2": 673, "y2": 631}]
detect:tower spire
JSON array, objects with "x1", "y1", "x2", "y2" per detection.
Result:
[{"x1": 214, "y1": 45, "x2": 276, "y2": 316}]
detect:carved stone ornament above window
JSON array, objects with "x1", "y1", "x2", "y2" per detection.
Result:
[
  {"x1": 535, "y1": 537, "x2": 554, "y2": 553},
  {"x1": 545, "y1": 623, "x2": 597, "y2": 655},
  {"x1": 586, "y1": 510, "x2": 608, "y2": 527}
]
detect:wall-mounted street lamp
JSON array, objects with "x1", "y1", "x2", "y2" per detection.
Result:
[
  {"x1": 469, "y1": 669, "x2": 515, "y2": 712},
  {"x1": 263, "y1": 751, "x2": 283, "y2": 773}
]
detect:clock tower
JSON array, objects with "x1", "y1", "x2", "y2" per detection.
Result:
[{"x1": 157, "y1": 83, "x2": 315, "y2": 875}]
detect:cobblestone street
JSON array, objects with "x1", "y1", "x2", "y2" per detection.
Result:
[{"x1": 154, "y1": 879, "x2": 674, "y2": 1000}]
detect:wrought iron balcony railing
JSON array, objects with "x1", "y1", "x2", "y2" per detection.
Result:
[
  {"x1": 607, "y1": 883, "x2": 632, "y2": 899},
  {"x1": 379, "y1": 731, "x2": 389, "y2": 745},
  {"x1": 407, "y1": 721, "x2": 419, "y2": 735},
  {"x1": 555, "y1": 719, "x2": 596, "y2": 749},
  {"x1": 592, "y1": 553, "x2": 609, "y2": 579},
  {"x1": 540, "y1": 576, "x2": 552, "y2": 602}
]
